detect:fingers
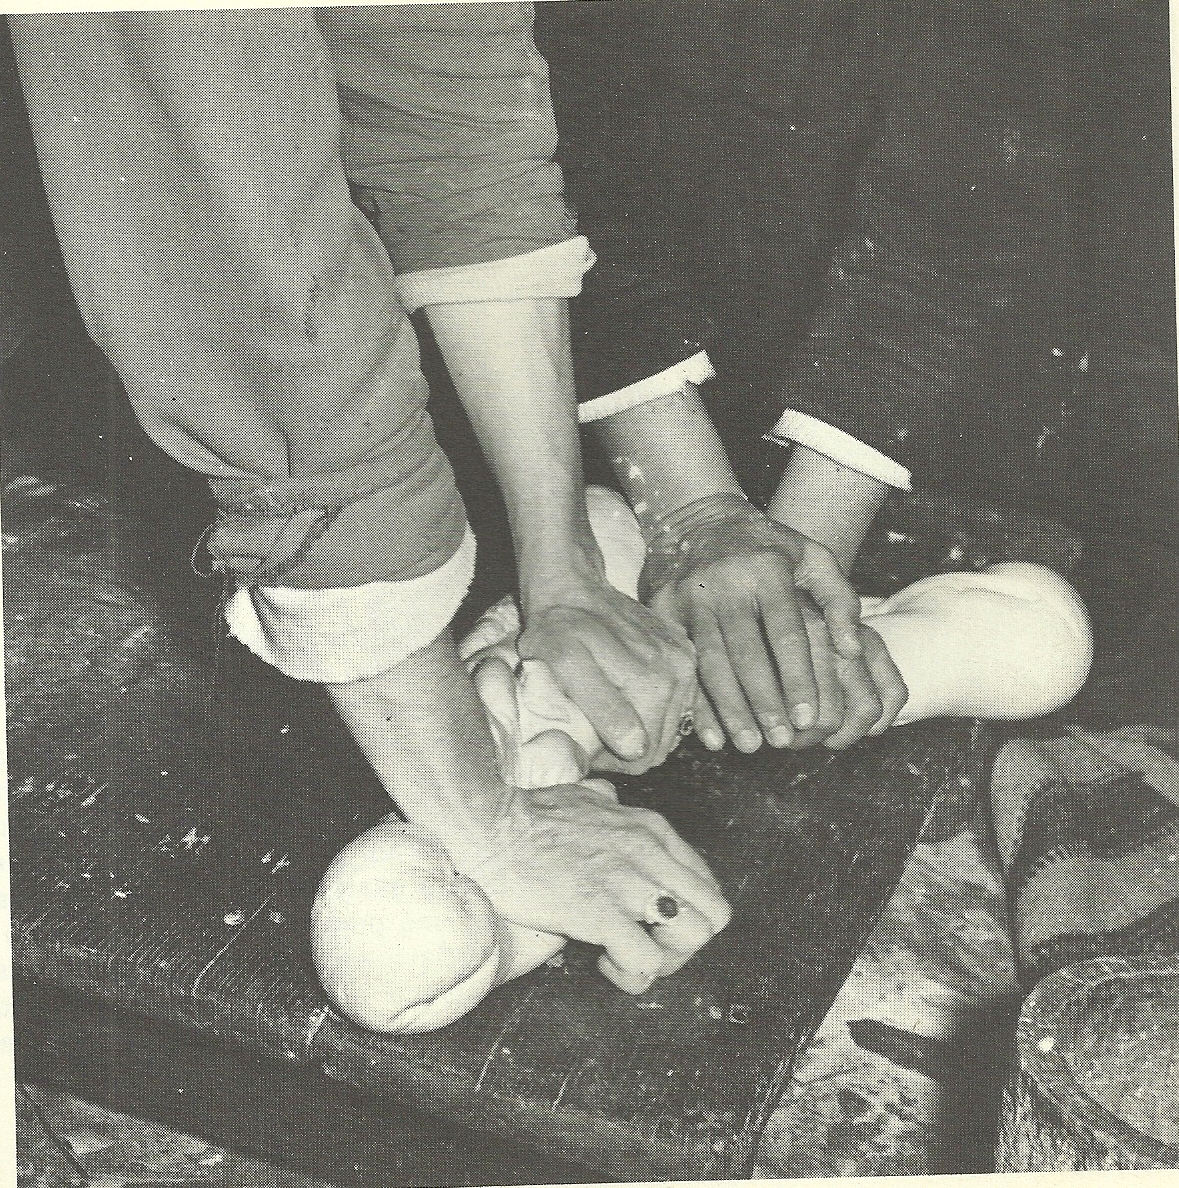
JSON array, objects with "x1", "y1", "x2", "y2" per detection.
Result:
[
  {"x1": 597, "y1": 894, "x2": 721, "y2": 991},
  {"x1": 758, "y1": 580, "x2": 825, "y2": 734},
  {"x1": 821, "y1": 651, "x2": 885, "y2": 750},
  {"x1": 627, "y1": 797, "x2": 724, "y2": 894},
  {"x1": 471, "y1": 784, "x2": 732, "y2": 997},
  {"x1": 540, "y1": 637, "x2": 649, "y2": 764},
  {"x1": 683, "y1": 579, "x2": 905, "y2": 753},
  {"x1": 649, "y1": 633, "x2": 701, "y2": 775},
  {"x1": 621, "y1": 809, "x2": 729, "y2": 925},
  {"x1": 793, "y1": 542, "x2": 865, "y2": 660},
  {"x1": 597, "y1": 868, "x2": 730, "y2": 993},
  {"x1": 796, "y1": 611, "x2": 845, "y2": 746},
  {"x1": 594, "y1": 919, "x2": 672, "y2": 993},
  {"x1": 521, "y1": 598, "x2": 696, "y2": 773},
  {"x1": 677, "y1": 568, "x2": 822, "y2": 752},
  {"x1": 692, "y1": 687, "x2": 726, "y2": 752},
  {"x1": 692, "y1": 611, "x2": 765, "y2": 752},
  {"x1": 862, "y1": 626, "x2": 909, "y2": 736}
]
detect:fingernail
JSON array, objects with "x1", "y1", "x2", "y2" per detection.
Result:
[
  {"x1": 735, "y1": 729, "x2": 761, "y2": 753},
  {"x1": 767, "y1": 724, "x2": 793, "y2": 747},
  {"x1": 700, "y1": 728, "x2": 725, "y2": 750},
  {"x1": 791, "y1": 703, "x2": 817, "y2": 730},
  {"x1": 620, "y1": 725, "x2": 647, "y2": 758}
]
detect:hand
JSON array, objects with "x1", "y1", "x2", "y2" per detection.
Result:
[
  {"x1": 641, "y1": 494, "x2": 906, "y2": 750},
  {"x1": 787, "y1": 610, "x2": 909, "y2": 750},
  {"x1": 517, "y1": 574, "x2": 698, "y2": 775},
  {"x1": 448, "y1": 779, "x2": 732, "y2": 993}
]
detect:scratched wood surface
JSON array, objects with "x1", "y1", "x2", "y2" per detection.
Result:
[{"x1": 6, "y1": 539, "x2": 992, "y2": 1181}]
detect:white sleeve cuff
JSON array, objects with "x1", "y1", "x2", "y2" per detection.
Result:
[
  {"x1": 225, "y1": 528, "x2": 476, "y2": 683},
  {"x1": 765, "y1": 409, "x2": 913, "y2": 490},
  {"x1": 577, "y1": 351, "x2": 716, "y2": 424},
  {"x1": 395, "y1": 237, "x2": 595, "y2": 312}
]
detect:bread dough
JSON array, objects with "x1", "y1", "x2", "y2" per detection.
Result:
[
  {"x1": 863, "y1": 562, "x2": 1093, "y2": 723},
  {"x1": 311, "y1": 818, "x2": 503, "y2": 1034}
]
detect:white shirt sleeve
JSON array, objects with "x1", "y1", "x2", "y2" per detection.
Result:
[
  {"x1": 224, "y1": 528, "x2": 477, "y2": 683},
  {"x1": 573, "y1": 345, "x2": 913, "y2": 492},
  {"x1": 765, "y1": 408, "x2": 912, "y2": 490},
  {"x1": 395, "y1": 238, "x2": 595, "y2": 312},
  {"x1": 576, "y1": 351, "x2": 716, "y2": 424}
]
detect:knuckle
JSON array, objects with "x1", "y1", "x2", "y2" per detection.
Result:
[{"x1": 851, "y1": 699, "x2": 884, "y2": 729}]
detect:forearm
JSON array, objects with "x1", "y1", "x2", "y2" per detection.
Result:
[
  {"x1": 426, "y1": 298, "x2": 601, "y2": 608},
  {"x1": 428, "y1": 298, "x2": 697, "y2": 773},
  {"x1": 326, "y1": 629, "x2": 509, "y2": 866},
  {"x1": 768, "y1": 445, "x2": 889, "y2": 574},
  {"x1": 591, "y1": 385, "x2": 745, "y2": 538}
]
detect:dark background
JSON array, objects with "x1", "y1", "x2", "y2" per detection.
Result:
[{"x1": 2, "y1": 4, "x2": 1176, "y2": 543}]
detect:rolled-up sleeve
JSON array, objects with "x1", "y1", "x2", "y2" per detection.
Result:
[{"x1": 318, "y1": 3, "x2": 579, "y2": 285}]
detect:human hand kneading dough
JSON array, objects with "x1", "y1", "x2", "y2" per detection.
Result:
[
  {"x1": 462, "y1": 487, "x2": 1095, "y2": 773},
  {"x1": 313, "y1": 487, "x2": 1092, "y2": 1037},
  {"x1": 312, "y1": 777, "x2": 730, "y2": 1033},
  {"x1": 314, "y1": 620, "x2": 729, "y2": 1036}
]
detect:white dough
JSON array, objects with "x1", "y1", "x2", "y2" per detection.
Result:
[
  {"x1": 862, "y1": 562, "x2": 1093, "y2": 724},
  {"x1": 311, "y1": 819, "x2": 502, "y2": 1033},
  {"x1": 584, "y1": 484, "x2": 647, "y2": 600},
  {"x1": 312, "y1": 818, "x2": 567, "y2": 1034}
]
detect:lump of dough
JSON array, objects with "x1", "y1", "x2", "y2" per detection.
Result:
[
  {"x1": 585, "y1": 485, "x2": 646, "y2": 600},
  {"x1": 864, "y1": 562, "x2": 1094, "y2": 724},
  {"x1": 311, "y1": 818, "x2": 502, "y2": 1034},
  {"x1": 312, "y1": 816, "x2": 568, "y2": 1033}
]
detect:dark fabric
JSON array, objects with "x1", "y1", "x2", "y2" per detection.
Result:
[
  {"x1": 538, "y1": 1, "x2": 1159, "y2": 502},
  {"x1": 7, "y1": 4, "x2": 580, "y2": 589},
  {"x1": 320, "y1": 3, "x2": 577, "y2": 274}
]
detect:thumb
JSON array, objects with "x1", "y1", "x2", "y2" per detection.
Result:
[{"x1": 794, "y1": 545, "x2": 863, "y2": 660}]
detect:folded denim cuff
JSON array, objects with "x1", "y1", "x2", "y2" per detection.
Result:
[
  {"x1": 395, "y1": 237, "x2": 594, "y2": 312},
  {"x1": 225, "y1": 527, "x2": 476, "y2": 683},
  {"x1": 577, "y1": 350, "x2": 716, "y2": 424},
  {"x1": 765, "y1": 408, "x2": 913, "y2": 490}
]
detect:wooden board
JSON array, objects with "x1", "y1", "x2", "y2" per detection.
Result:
[{"x1": 7, "y1": 546, "x2": 992, "y2": 1180}]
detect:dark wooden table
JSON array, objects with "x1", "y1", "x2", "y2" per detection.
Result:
[{"x1": 6, "y1": 537, "x2": 992, "y2": 1183}]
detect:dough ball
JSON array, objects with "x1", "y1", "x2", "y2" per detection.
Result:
[
  {"x1": 869, "y1": 562, "x2": 1094, "y2": 723},
  {"x1": 311, "y1": 818, "x2": 501, "y2": 1034}
]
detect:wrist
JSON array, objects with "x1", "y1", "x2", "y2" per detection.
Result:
[
  {"x1": 517, "y1": 522, "x2": 609, "y2": 614},
  {"x1": 410, "y1": 778, "x2": 514, "y2": 876},
  {"x1": 639, "y1": 491, "x2": 759, "y2": 600}
]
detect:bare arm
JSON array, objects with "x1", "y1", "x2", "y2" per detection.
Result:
[
  {"x1": 426, "y1": 298, "x2": 697, "y2": 773},
  {"x1": 326, "y1": 630, "x2": 729, "y2": 992},
  {"x1": 591, "y1": 387, "x2": 905, "y2": 751},
  {"x1": 767, "y1": 444, "x2": 889, "y2": 575}
]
